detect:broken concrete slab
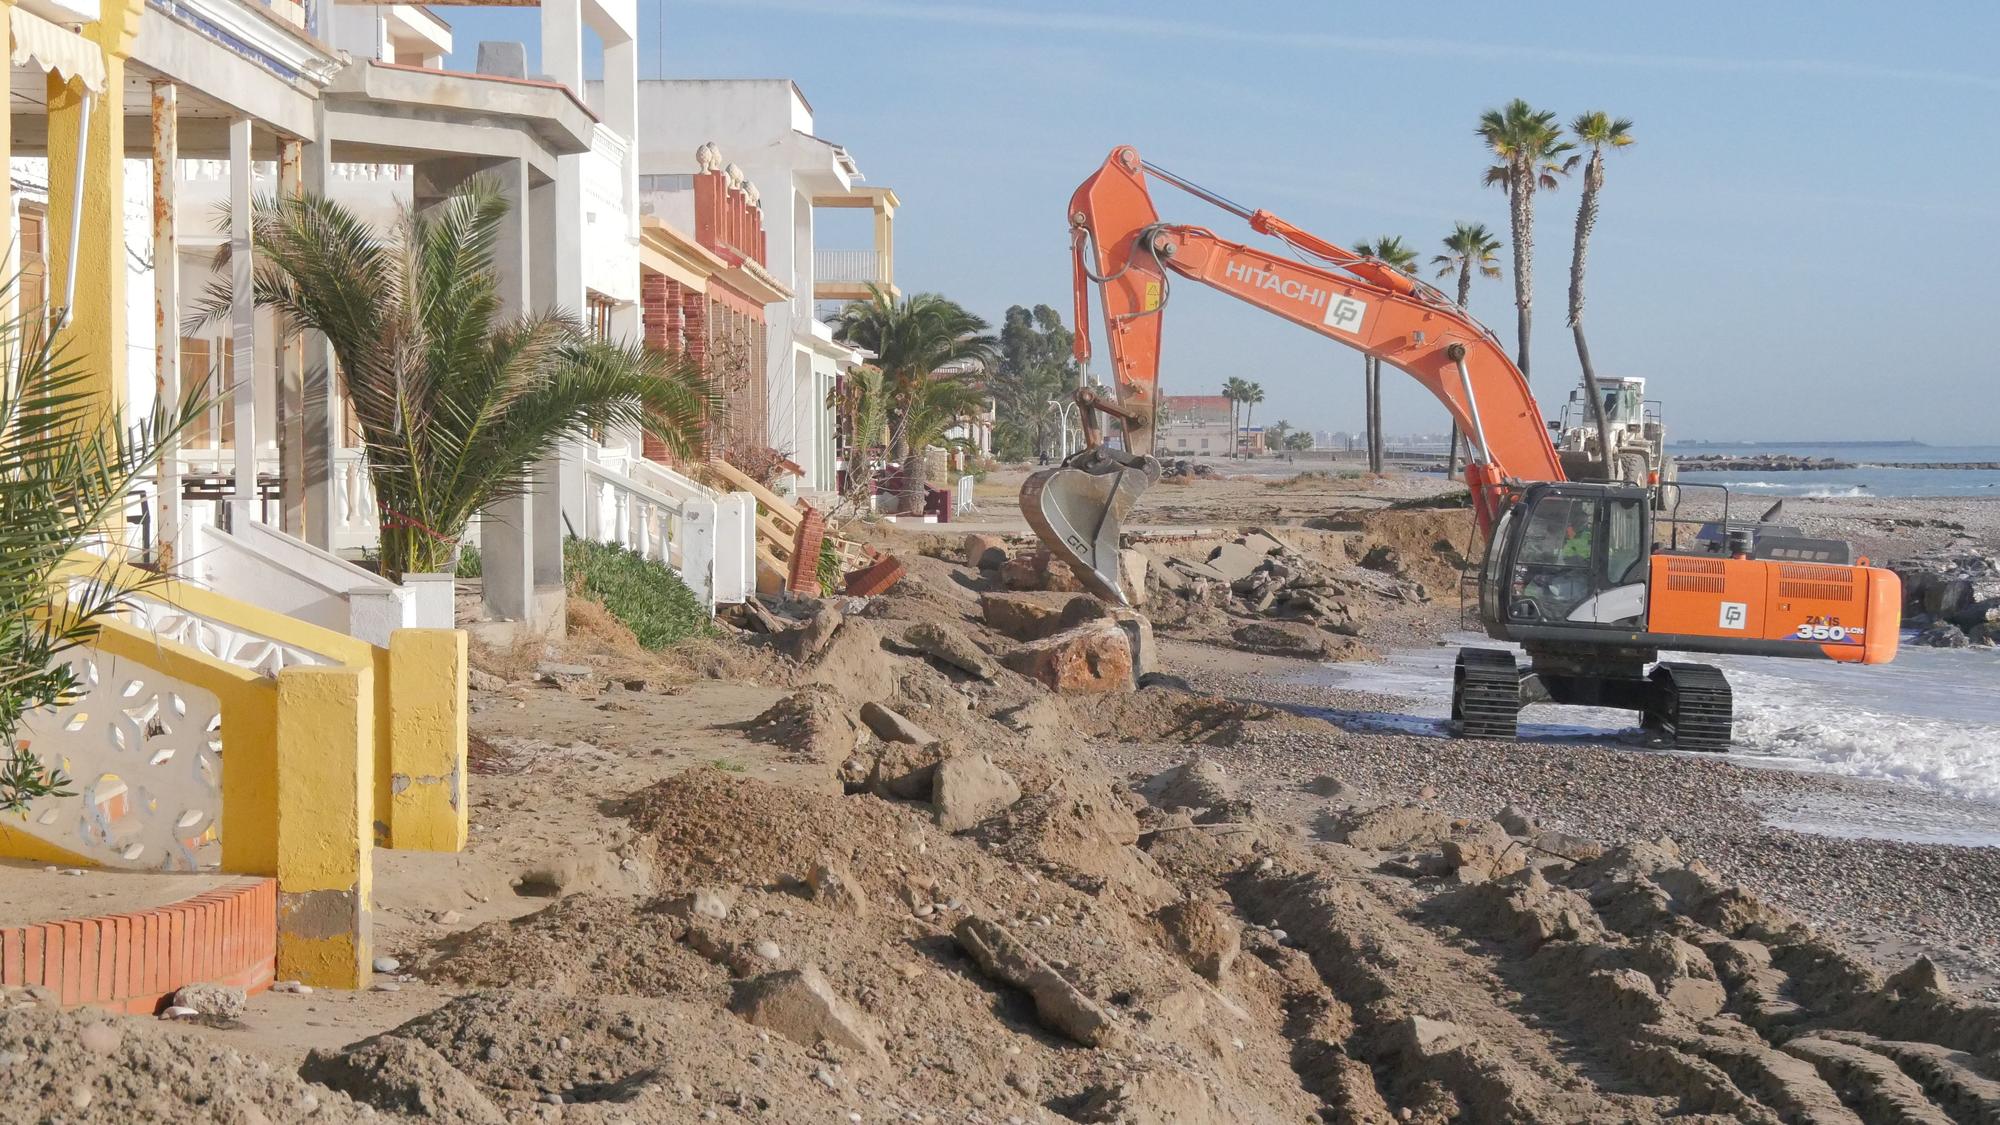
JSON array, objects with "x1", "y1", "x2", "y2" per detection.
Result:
[{"x1": 953, "y1": 916, "x2": 1122, "y2": 1047}]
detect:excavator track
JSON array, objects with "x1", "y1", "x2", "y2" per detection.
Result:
[
  {"x1": 1451, "y1": 648, "x2": 1521, "y2": 740},
  {"x1": 1647, "y1": 662, "x2": 1733, "y2": 752}
]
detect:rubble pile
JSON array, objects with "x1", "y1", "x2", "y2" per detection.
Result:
[{"x1": 1150, "y1": 527, "x2": 1431, "y2": 656}]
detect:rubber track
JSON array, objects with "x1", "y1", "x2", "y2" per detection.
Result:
[
  {"x1": 1453, "y1": 648, "x2": 1521, "y2": 740},
  {"x1": 1653, "y1": 662, "x2": 1733, "y2": 752}
]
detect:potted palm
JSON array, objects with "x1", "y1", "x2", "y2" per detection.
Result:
[{"x1": 202, "y1": 181, "x2": 715, "y2": 594}]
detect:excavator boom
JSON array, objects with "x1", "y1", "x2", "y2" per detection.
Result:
[{"x1": 1028, "y1": 146, "x2": 1561, "y2": 600}]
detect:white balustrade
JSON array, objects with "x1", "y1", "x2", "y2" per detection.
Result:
[
  {"x1": 577, "y1": 460, "x2": 720, "y2": 612},
  {"x1": 15, "y1": 648, "x2": 224, "y2": 871}
]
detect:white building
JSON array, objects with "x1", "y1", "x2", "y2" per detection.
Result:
[{"x1": 630, "y1": 79, "x2": 896, "y2": 497}]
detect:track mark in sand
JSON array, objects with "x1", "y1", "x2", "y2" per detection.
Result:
[
  {"x1": 1232, "y1": 864, "x2": 1651, "y2": 1122},
  {"x1": 1781, "y1": 1035, "x2": 1955, "y2": 1125}
]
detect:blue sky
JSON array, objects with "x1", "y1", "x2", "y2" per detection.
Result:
[{"x1": 441, "y1": 1, "x2": 2000, "y2": 444}]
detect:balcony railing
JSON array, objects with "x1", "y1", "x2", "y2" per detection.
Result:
[{"x1": 814, "y1": 249, "x2": 882, "y2": 285}]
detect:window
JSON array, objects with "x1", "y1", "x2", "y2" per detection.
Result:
[
  {"x1": 180, "y1": 337, "x2": 235, "y2": 449},
  {"x1": 19, "y1": 205, "x2": 47, "y2": 326},
  {"x1": 1511, "y1": 494, "x2": 1599, "y2": 623},
  {"x1": 1517, "y1": 496, "x2": 1597, "y2": 567},
  {"x1": 585, "y1": 291, "x2": 617, "y2": 341},
  {"x1": 1604, "y1": 497, "x2": 1646, "y2": 585},
  {"x1": 1199, "y1": 437, "x2": 1210, "y2": 449}
]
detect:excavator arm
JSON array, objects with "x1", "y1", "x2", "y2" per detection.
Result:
[{"x1": 1027, "y1": 145, "x2": 1563, "y2": 602}]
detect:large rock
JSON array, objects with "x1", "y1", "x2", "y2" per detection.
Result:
[
  {"x1": 902, "y1": 621, "x2": 999, "y2": 680},
  {"x1": 981, "y1": 591, "x2": 1106, "y2": 642},
  {"x1": 1001, "y1": 549, "x2": 1084, "y2": 592},
  {"x1": 1913, "y1": 622, "x2": 1969, "y2": 649},
  {"x1": 931, "y1": 753, "x2": 1022, "y2": 832},
  {"x1": 963, "y1": 533, "x2": 1010, "y2": 569},
  {"x1": 1004, "y1": 619, "x2": 1137, "y2": 693},
  {"x1": 1155, "y1": 898, "x2": 1241, "y2": 981},
  {"x1": 301, "y1": 1035, "x2": 506, "y2": 1123},
  {"x1": 1118, "y1": 549, "x2": 1150, "y2": 607},
  {"x1": 953, "y1": 916, "x2": 1121, "y2": 1046},
  {"x1": 806, "y1": 860, "x2": 870, "y2": 918},
  {"x1": 1231, "y1": 620, "x2": 1332, "y2": 659},
  {"x1": 775, "y1": 602, "x2": 844, "y2": 662},
  {"x1": 730, "y1": 965, "x2": 886, "y2": 1063},
  {"x1": 859, "y1": 701, "x2": 937, "y2": 746},
  {"x1": 168, "y1": 983, "x2": 246, "y2": 1022}
]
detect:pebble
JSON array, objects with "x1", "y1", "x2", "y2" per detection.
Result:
[
  {"x1": 371, "y1": 982, "x2": 402, "y2": 993},
  {"x1": 372, "y1": 956, "x2": 401, "y2": 974},
  {"x1": 160, "y1": 1006, "x2": 198, "y2": 1020},
  {"x1": 436, "y1": 910, "x2": 462, "y2": 925},
  {"x1": 753, "y1": 939, "x2": 782, "y2": 961}
]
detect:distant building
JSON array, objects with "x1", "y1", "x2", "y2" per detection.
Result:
[
  {"x1": 1157, "y1": 395, "x2": 1235, "y2": 455},
  {"x1": 1238, "y1": 426, "x2": 1266, "y2": 456}
]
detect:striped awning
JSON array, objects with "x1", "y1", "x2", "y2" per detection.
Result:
[{"x1": 10, "y1": 5, "x2": 107, "y2": 93}]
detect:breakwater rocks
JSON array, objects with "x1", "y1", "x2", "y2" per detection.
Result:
[
  {"x1": 1679, "y1": 453, "x2": 2000, "y2": 472},
  {"x1": 1894, "y1": 550, "x2": 2000, "y2": 647}
]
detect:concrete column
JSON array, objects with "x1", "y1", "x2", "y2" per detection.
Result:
[
  {"x1": 300, "y1": 101, "x2": 337, "y2": 550},
  {"x1": 46, "y1": 74, "x2": 127, "y2": 431},
  {"x1": 601, "y1": 36, "x2": 639, "y2": 239},
  {"x1": 277, "y1": 138, "x2": 306, "y2": 537},
  {"x1": 151, "y1": 82, "x2": 183, "y2": 567},
  {"x1": 228, "y1": 116, "x2": 257, "y2": 529},
  {"x1": 528, "y1": 167, "x2": 582, "y2": 624},
  {"x1": 480, "y1": 159, "x2": 535, "y2": 624}
]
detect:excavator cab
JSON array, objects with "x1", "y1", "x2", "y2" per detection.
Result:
[{"x1": 1481, "y1": 483, "x2": 1653, "y2": 634}]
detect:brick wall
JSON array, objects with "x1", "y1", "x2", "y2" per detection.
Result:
[{"x1": 640, "y1": 272, "x2": 768, "y2": 466}]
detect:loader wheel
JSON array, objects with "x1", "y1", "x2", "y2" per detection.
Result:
[
  {"x1": 1617, "y1": 452, "x2": 1651, "y2": 487},
  {"x1": 1452, "y1": 648, "x2": 1521, "y2": 740},
  {"x1": 1644, "y1": 662, "x2": 1732, "y2": 752}
]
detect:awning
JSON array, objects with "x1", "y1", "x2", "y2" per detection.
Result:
[{"x1": 11, "y1": 6, "x2": 107, "y2": 93}]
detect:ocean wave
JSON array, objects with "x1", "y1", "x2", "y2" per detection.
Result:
[{"x1": 1695, "y1": 480, "x2": 1872, "y2": 498}]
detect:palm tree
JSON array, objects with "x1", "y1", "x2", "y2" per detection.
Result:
[
  {"x1": 1266, "y1": 419, "x2": 1293, "y2": 450},
  {"x1": 1432, "y1": 222, "x2": 1504, "y2": 477},
  {"x1": 1353, "y1": 237, "x2": 1420, "y2": 472},
  {"x1": 1478, "y1": 99, "x2": 1577, "y2": 384},
  {"x1": 204, "y1": 181, "x2": 715, "y2": 578},
  {"x1": 1, "y1": 301, "x2": 206, "y2": 811},
  {"x1": 1568, "y1": 111, "x2": 1636, "y2": 475},
  {"x1": 1240, "y1": 381, "x2": 1265, "y2": 454},
  {"x1": 832, "y1": 287, "x2": 998, "y2": 513},
  {"x1": 1220, "y1": 377, "x2": 1249, "y2": 457}
]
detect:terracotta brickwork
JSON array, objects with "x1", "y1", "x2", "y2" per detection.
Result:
[{"x1": 0, "y1": 877, "x2": 277, "y2": 1014}]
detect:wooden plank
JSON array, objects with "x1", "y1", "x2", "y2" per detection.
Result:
[{"x1": 703, "y1": 460, "x2": 801, "y2": 527}]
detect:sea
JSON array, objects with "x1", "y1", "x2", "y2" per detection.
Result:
[
  {"x1": 1671, "y1": 442, "x2": 2000, "y2": 499},
  {"x1": 1305, "y1": 635, "x2": 2000, "y2": 846}
]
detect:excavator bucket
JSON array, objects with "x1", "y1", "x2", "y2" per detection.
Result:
[{"x1": 1019, "y1": 447, "x2": 1161, "y2": 605}]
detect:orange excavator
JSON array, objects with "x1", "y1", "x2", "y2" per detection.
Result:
[{"x1": 1024, "y1": 146, "x2": 1901, "y2": 750}]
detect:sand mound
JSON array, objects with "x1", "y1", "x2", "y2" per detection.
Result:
[{"x1": 0, "y1": 1000, "x2": 371, "y2": 1123}]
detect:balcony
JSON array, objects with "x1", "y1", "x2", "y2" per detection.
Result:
[{"x1": 812, "y1": 186, "x2": 898, "y2": 303}]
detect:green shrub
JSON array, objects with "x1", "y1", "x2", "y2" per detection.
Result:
[
  {"x1": 817, "y1": 537, "x2": 841, "y2": 596},
  {"x1": 454, "y1": 545, "x2": 482, "y2": 579},
  {"x1": 563, "y1": 539, "x2": 712, "y2": 649}
]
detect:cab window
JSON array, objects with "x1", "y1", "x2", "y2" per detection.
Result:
[
  {"x1": 1518, "y1": 496, "x2": 1597, "y2": 567},
  {"x1": 1604, "y1": 497, "x2": 1646, "y2": 584}
]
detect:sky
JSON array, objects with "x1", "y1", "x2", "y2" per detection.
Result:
[{"x1": 439, "y1": 1, "x2": 2000, "y2": 445}]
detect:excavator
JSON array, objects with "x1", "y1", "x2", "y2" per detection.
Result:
[{"x1": 1023, "y1": 146, "x2": 1901, "y2": 751}]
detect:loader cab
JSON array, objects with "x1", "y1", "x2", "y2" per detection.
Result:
[{"x1": 1482, "y1": 483, "x2": 1652, "y2": 635}]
